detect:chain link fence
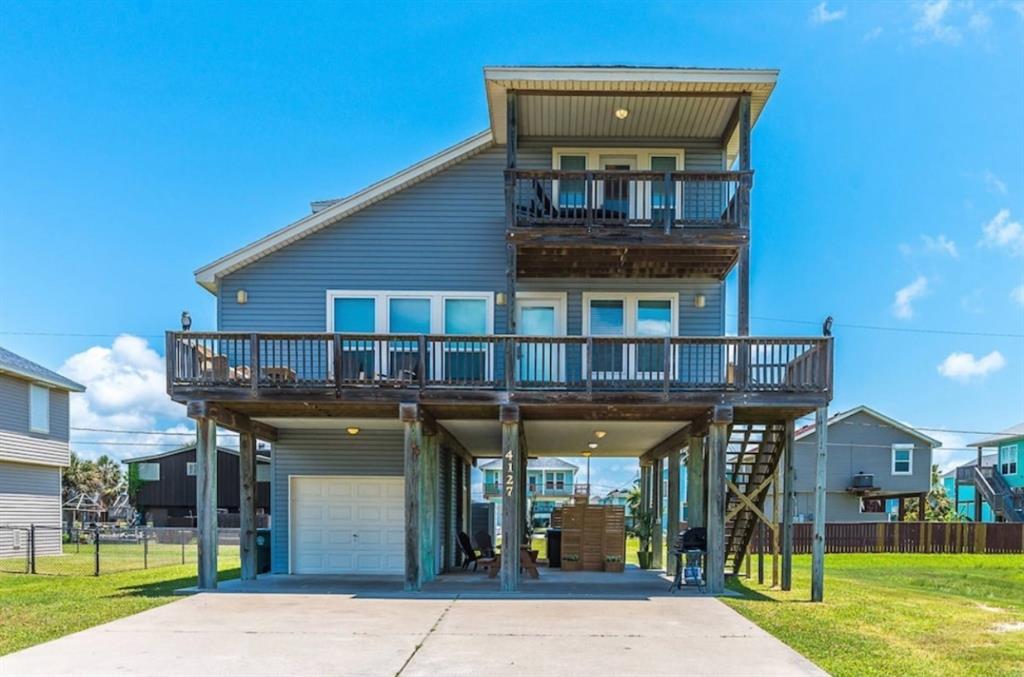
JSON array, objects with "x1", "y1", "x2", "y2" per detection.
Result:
[{"x1": 0, "y1": 525, "x2": 242, "y2": 576}]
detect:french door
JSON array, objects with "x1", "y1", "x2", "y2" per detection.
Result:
[
  {"x1": 584, "y1": 294, "x2": 675, "y2": 382},
  {"x1": 515, "y1": 294, "x2": 566, "y2": 385}
]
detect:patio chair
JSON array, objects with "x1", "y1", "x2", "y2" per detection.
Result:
[
  {"x1": 474, "y1": 531, "x2": 497, "y2": 559},
  {"x1": 458, "y1": 531, "x2": 480, "y2": 571},
  {"x1": 484, "y1": 548, "x2": 539, "y2": 580}
]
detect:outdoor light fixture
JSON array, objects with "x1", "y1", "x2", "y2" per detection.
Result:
[
  {"x1": 694, "y1": 294, "x2": 706, "y2": 309},
  {"x1": 496, "y1": 292, "x2": 507, "y2": 306},
  {"x1": 588, "y1": 442, "x2": 598, "y2": 450},
  {"x1": 581, "y1": 451, "x2": 592, "y2": 458},
  {"x1": 236, "y1": 289, "x2": 248, "y2": 305},
  {"x1": 593, "y1": 430, "x2": 607, "y2": 439},
  {"x1": 346, "y1": 427, "x2": 360, "y2": 435},
  {"x1": 614, "y1": 108, "x2": 630, "y2": 120}
]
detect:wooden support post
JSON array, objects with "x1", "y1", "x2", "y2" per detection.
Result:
[
  {"x1": 505, "y1": 90, "x2": 518, "y2": 335},
  {"x1": 757, "y1": 521, "x2": 765, "y2": 584},
  {"x1": 686, "y1": 436, "x2": 706, "y2": 528},
  {"x1": 463, "y1": 459, "x2": 472, "y2": 535},
  {"x1": 447, "y1": 448, "x2": 458, "y2": 571},
  {"x1": 500, "y1": 404, "x2": 521, "y2": 592},
  {"x1": 898, "y1": 497, "x2": 906, "y2": 522},
  {"x1": 401, "y1": 404, "x2": 422, "y2": 591},
  {"x1": 811, "y1": 405, "x2": 828, "y2": 603},
  {"x1": 652, "y1": 456, "x2": 664, "y2": 570},
  {"x1": 771, "y1": 460, "x2": 779, "y2": 589},
  {"x1": 706, "y1": 407, "x2": 731, "y2": 595},
  {"x1": 239, "y1": 431, "x2": 257, "y2": 581},
  {"x1": 974, "y1": 445, "x2": 983, "y2": 522},
  {"x1": 781, "y1": 419, "x2": 795, "y2": 591},
  {"x1": 736, "y1": 93, "x2": 752, "y2": 337},
  {"x1": 422, "y1": 432, "x2": 439, "y2": 581},
  {"x1": 195, "y1": 416, "x2": 218, "y2": 590},
  {"x1": 666, "y1": 447, "x2": 681, "y2": 576}
]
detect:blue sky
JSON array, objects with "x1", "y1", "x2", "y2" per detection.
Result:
[{"x1": 1, "y1": 1, "x2": 1021, "y2": 492}]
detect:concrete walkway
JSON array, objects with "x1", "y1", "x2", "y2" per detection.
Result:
[{"x1": 0, "y1": 581, "x2": 825, "y2": 676}]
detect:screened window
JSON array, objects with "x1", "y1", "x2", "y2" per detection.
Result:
[
  {"x1": 892, "y1": 445, "x2": 913, "y2": 475},
  {"x1": 29, "y1": 384, "x2": 49, "y2": 433},
  {"x1": 1000, "y1": 445, "x2": 1018, "y2": 476},
  {"x1": 558, "y1": 155, "x2": 587, "y2": 209}
]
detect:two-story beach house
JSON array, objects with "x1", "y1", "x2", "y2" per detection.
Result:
[
  {"x1": 0, "y1": 346, "x2": 85, "y2": 558},
  {"x1": 945, "y1": 424, "x2": 1024, "y2": 523},
  {"x1": 480, "y1": 457, "x2": 578, "y2": 528},
  {"x1": 167, "y1": 66, "x2": 834, "y2": 597}
]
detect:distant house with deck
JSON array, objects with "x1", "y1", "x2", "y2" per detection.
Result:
[
  {"x1": 0, "y1": 346, "x2": 85, "y2": 557},
  {"x1": 945, "y1": 424, "x2": 1024, "y2": 523},
  {"x1": 480, "y1": 457, "x2": 578, "y2": 528}
]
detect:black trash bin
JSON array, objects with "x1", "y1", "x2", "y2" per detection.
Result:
[
  {"x1": 256, "y1": 528, "x2": 271, "y2": 574},
  {"x1": 546, "y1": 528, "x2": 562, "y2": 568}
]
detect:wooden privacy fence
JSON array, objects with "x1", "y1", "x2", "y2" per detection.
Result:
[{"x1": 748, "y1": 522, "x2": 1024, "y2": 555}]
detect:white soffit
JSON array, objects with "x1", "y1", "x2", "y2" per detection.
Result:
[{"x1": 443, "y1": 419, "x2": 686, "y2": 457}]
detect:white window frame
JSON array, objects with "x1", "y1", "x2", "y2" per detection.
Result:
[
  {"x1": 999, "y1": 444, "x2": 1018, "y2": 476},
  {"x1": 582, "y1": 292, "x2": 678, "y2": 380},
  {"x1": 891, "y1": 444, "x2": 914, "y2": 476},
  {"x1": 29, "y1": 384, "x2": 49, "y2": 434},
  {"x1": 137, "y1": 463, "x2": 160, "y2": 481},
  {"x1": 551, "y1": 147, "x2": 686, "y2": 221},
  {"x1": 186, "y1": 462, "x2": 197, "y2": 477},
  {"x1": 325, "y1": 290, "x2": 495, "y2": 381}
]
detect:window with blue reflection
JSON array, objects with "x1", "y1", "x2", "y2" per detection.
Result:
[
  {"x1": 389, "y1": 298, "x2": 431, "y2": 333},
  {"x1": 333, "y1": 297, "x2": 375, "y2": 332},
  {"x1": 444, "y1": 299, "x2": 486, "y2": 335},
  {"x1": 651, "y1": 156, "x2": 677, "y2": 224},
  {"x1": 637, "y1": 299, "x2": 671, "y2": 372},
  {"x1": 558, "y1": 155, "x2": 587, "y2": 209},
  {"x1": 444, "y1": 298, "x2": 488, "y2": 381},
  {"x1": 589, "y1": 300, "x2": 624, "y2": 335}
]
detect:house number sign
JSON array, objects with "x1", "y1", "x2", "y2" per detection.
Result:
[{"x1": 504, "y1": 449, "x2": 515, "y2": 497}]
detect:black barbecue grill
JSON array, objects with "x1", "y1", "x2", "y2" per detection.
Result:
[{"x1": 670, "y1": 527, "x2": 707, "y2": 593}]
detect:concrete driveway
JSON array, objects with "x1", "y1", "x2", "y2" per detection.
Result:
[{"x1": 0, "y1": 590, "x2": 825, "y2": 676}]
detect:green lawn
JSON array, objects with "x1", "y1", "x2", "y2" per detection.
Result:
[
  {"x1": 723, "y1": 554, "x2": 1024, "y2": 677},
  {"x1": 0, "y1": 553, "x2": 239, "y2": 656}
]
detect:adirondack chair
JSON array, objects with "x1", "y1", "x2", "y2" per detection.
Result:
[
  {"x1": 474, "y1": 531, "x2": 497, "y2": 559},
  {"x1": 485, "y1": 547, "x2": 540, "y2": 580},
  {"x1": 457, "y1": 531, "x2": 480, "y2": 571}
]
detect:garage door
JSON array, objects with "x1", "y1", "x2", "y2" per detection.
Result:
[{"x1": 290, "y1": 476, "x2": 405, "y2": 574}]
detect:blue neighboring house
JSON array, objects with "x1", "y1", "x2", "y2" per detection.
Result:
[{"x1": 943, "y1": 423, "x2": 1024, "y2": 523}]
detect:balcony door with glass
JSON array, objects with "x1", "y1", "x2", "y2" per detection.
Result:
[
  {"x1": 516, "y1": 294, "x2": 566, "y2": 385},
  {"x1": 584, "y1": 294, "x2": 676, "y2": 383},
  {"x1": 599, "y1": 155, "x2": 636, "y2": 222}
]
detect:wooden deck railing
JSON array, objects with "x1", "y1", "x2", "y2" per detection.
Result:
[
  {"x1": 507, "y1": 169, "x2": 751, "y2": 230},
  {"x1": 167, "y1": 332, "x2": 832, "y2": 396}
]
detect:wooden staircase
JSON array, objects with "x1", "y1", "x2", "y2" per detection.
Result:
[{"x1": 723, "y1": 422, "x2": 786, "y2": 575}]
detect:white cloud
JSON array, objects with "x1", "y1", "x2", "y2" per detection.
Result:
[
  {"x1": 913, "y1": 0, "x2": 962, "y2": 44},
  {"x1": 921, "y1": 234, "x2": 959, "y2": 258},
  {"x1": 892, "y1": 275, "x2": 929, "y2": 319},
  {"x1": 983, "y1": 170, "x2": 1007, "y2": 195},
  {"x1": 1011, "y1": 284, "x2": 1024, "y2": 306},
  {"x1": 937, "y1": 350, "x2": 1006, "y2": 381},
  {"x1": 58, "y1": 335, "x2": 218, "y2": 462},
  {"x1": 810, "y1": 1, "x2": 846, "y2": 24},
  {"x1": 1013, "y1": 1, "x2": 1024, "y2": 20},
  {"x1": 979, "y1": 209, "x2": 1024, "y2": 255},
  {"x1": 967, "y1": 10, "x2": 991, "y2": 32},
  {"x1": 863, "y1": 26, "x2": 884, "y2": 41}
]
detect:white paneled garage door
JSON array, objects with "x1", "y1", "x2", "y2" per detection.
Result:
[{"x1": 290, "y1": 476, "x2": 405, "y2": 575}]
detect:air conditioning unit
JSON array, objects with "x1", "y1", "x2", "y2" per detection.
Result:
[{"x1": 851, "y1": 473, "x2": 875, "y2": 489}]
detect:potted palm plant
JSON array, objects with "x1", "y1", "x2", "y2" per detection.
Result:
[{"x1": 630, "y1": 508, "x2": 656, "y2": 569}]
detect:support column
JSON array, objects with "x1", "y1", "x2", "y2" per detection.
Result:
[
  {"x1": 706, "y1": 406, "x2": 731, "y2": 595},
  {"x1": 239, "y1": 431, "x2": 257, "y2": 581},
  {"x1": 811, "y1": 405, "x2": 828, "y2": 603},
  {"x1": 195, "y1": 415, "x2": 218, "y2": 590},
  {"x1": 463, "y1": 459, "x2": 472, "y2": 535},
  {"x1": 401, "y1": 404, "x2": 422, "y2": 591},
  {"x1": 737, "y1": 92, "x2": 752, "y2": 337},
  {"x1": 652, "y1": 457, "x2": 664, "y2": 570},
  {"x1": 500, "y1": 404, "x2": 522, "y2": 592},
  {"x1": 974, "y1": 445, "x2": 982, "y2": 522},
  {"x1": 505, "y1": 90, "x2": 519, "y2": 334},
  {"x1": 447, "y1": 448, "x2": 458, "y2": 572},
  {"x1": 666, "y1": 447, "x2": 681, "y2": 576},
  {"x1": 686, "y1": 436, "x2": 706, "y2": 528},
  {"x1": 780, "y1": 419, "x2": 796, "y2": 591}
]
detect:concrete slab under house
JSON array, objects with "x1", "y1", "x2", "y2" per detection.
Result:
[{"x1": 167, "y1": 65, "x2": 834, "y2": 601}]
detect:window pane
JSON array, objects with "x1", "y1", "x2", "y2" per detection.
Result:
[
  {"x1": 637, "y1": 300, "x2": 672, "y2": 336},
  {"x1": 444, "y1": 299, "x2": 487, "y2": 335},
  {"x1": 590, "y1": 300, "x2": 624, "y2": 335},
  {"x1": 651, "y1": 156, "x2": 677, "y2": 220},
  {"x1": 389, "y1": 298, "x2": 431, "y2": 333},
  {"x1": 29, "y1": 385, "x2": 49, "y2": 432},
  {"x1": 334, "y1": 297, "x2": 375, "y2": 332},
  {"x1": 520, "y1": 306, "x2": 555, "y2": 336},
  {"x1": 559, "y1": 155, "x2": 587, "y2": 209},
  {"x1": 650, "y1": 156, "x2": 677, "y2": 172}
]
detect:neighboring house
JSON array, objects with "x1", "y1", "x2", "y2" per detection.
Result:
[
  {"x1": 597, "y1": 488, "x2": 634, "y2": 527},
  {"x1": 124, "y1": 444, "x2": 271, "y2": 526},
  {"x1": 941, "y1": 455, "x2": 997, "y2": 522},
  {"x1": 480, "y1": 457, "x2": 578, "y2": 528},
  {"x1": 0, "y1": 346, "x2": 85, "y2": 557},
  {"x1": 948, "y1": 424, "x2": 1024, "y2": 523},
  {"x1": 763, "y1": 406, "x2": 940, "y2": 523},
  {"x1": 166, "y1": 65, "x2": 835, "y2": 590}
]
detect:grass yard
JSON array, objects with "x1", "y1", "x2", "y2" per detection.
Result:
[
  {"x1": 723, "y1": 554, "x2": 1024, "y2": 677},
  {"x1": 0, "y1": 554, "x2": 239, "y2": 656}
]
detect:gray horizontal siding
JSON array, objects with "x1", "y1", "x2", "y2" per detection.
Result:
[
  {"x1": 0, "y1": 374, "x2": 70, "y2": 443},
  {"x1": 270, "y1": 428, "x2": 404, "y2": 573},
  {"x1": 0, "y1": 461, "x2": 62, "y2": 557}
]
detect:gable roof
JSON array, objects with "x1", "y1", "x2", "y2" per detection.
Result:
[
  {"x1": 194, "y1": 131, "x2": 493, "y2": 293},
  {"x1": 0, "y1": 346, "x2": 85, "y2": 392},
  {"x1": 970, "y1": 423, "x2": 1024, "y2": 448},
  {"x1": 941, "y1": 453, "x2": 997, "y2": 478},
  {"x1": 795, "y1": 405, "x2": 942, "y2": 447},
  {"x1": 122, "y1": 444, "x2": 271, "y2": 465},
  {"x1": 479, "y1": 457, "x2": 579, "y2": 472}
]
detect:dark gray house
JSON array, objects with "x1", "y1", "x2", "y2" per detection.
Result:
[
  {"x1": 166, "y1": 66, "x2": 835, "y2": 595},
  {"x1": 0, "y1": 346, "x2": 85, "y2": 557},
  {"x1": 764, "y1": 406, "x2": 940, "y2": 523}
]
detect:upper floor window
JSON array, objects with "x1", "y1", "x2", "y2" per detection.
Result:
[
  {"x1": 891, "y1": 444, "x2": 913, "y2": 475},
  {"x1": 137, "y1": 463, "x2": 160, "y2": 481},
  {"x1": 29, "y1": 384, "x2": 49, "y2": 433},
  {"x1": 186, "y1": 462, "x2": 196, "y2": 476},
  {"x1": 999, "y1": 445, "x2": 1018, "y2": 476},
  {"x1": 257, "y1": 463, "x2": 271, "y2": 482},
  {"x1": 328, "y1": 291, "x2": 493, "y2": 335}
]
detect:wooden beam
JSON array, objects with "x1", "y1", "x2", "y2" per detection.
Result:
[
  {"x1": 666, "y1": 448, "x2": 681, "y2": 576},
  {"x1": 738, "y1": 93, "x2": 751, "y2": 172},
  {"x1": 506, "y1": 90, "x2": 518, "y2": 169},
  {"x1": 771, "y1": 460, "x2": 779, "y2": 589},
  {"x1": 686, "y1": 435, "x2": 706, "y2": 528},
  {"x1": 403, "y1": 408, "x2": 422, "y2": 591},
  {"x1": 652, "y1": 456, "x2": 664, "y2": 570},
  {"x1": 238, "y1": 431, "x2": 257, "y2": 581},
  {"x1": 726, "y1": 479, "x2": 772, "y2": 526},
  {"x1": 196, "y1": 417, "x2": 218, "y2": 590},
  {"x1": 780, "y1": 418, "x2": 796, "y2": 591},
  {"x1": 500, "y1": 405, "x2": 522, "y2": 592},
  {"x1": 811, "y1": 405, "x2": 828, "y2": 603},
  {"x1": 737, "y1": 244, "x2": 750, "y2": 337},
  {"x1": 706, "y1": 421, "x2": 728, "y2": 595},
  {"x1": 640, "y1": 425, "x2": 691, "y2": 465},
  {"x1": 186, "y1": 401, "x2": 278, "y2": 442}
]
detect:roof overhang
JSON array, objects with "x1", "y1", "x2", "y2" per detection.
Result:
[
  {"x1": 484, "y1": 66, "x2": 778, "y2": 156},
  {"x1": 0, "y1": 365, "x2": 85, "y2": 392}
]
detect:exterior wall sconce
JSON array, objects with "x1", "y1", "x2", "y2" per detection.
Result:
[
  {"x1": 346, "y1": 427, "x2": 360, "y2": 435},
  {"x1": 495, "y1": 292, "x2": 507, "y2": 306},
  {"x1": 693, "y1": 294, "x2": 706, "y2": 309},
  {"x1": 236, "y1": 289, "x2": 249, "y2": 305}
]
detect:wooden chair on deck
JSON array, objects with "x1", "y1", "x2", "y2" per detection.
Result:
[{"x1": 485, "y1": 548, "x2": 540, "y2": 580}]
